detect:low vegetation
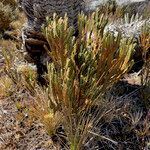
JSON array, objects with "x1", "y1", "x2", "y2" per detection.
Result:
[
  {"x1": 0, "y1": 0, "x2": 18, "y2": 34},
  {"x1": 140, "y1": 23, "x2": 150, "y2": 109},
  {"x1": 0, "y1": 0, "x2": 17, "y2": 7},
  {"x1": 0, "y1": 0, "x2": 150, "y2": 150}
]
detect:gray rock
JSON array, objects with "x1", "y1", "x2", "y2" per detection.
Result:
[{"x1": 84, "y1": 0, "x2": 150, "y2": 15}]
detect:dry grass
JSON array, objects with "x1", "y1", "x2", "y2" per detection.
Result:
[
  {"x1": 140, "y1": 23, "x2": 150, "y2": 109},
  {"x1": 0, "y1": 0, "x2": 21, "y2": 35},
  {"x1": 0, "y1": 75, "x2": 13, "y2": 98},
  {"x1": 10, "y1": 12, "x2": 26, "y2": 31},
  {"x1": 0, "y1": 0, "x2": 17, "y2": 8},
  {"x1": 0, "y1": 2, "x2": 15, "y2": 31}
]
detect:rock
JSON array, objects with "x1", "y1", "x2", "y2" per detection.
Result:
[{"x1": 85, "y1": 0, "x2": 150, "y2": 15}]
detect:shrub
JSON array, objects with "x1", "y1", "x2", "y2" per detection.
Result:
[
  {"x1": 0, "y1": 0, "x2": 17, "y2": 8},
  {"x1": 40, "y1": 11, "x2": 134, "y2": 149},
  {"x1": 0, "y1": 2, "x2": 16, "y2": 32},
  {"x1": 3, "y1": 11, "x2": 136, "y2": 149}
]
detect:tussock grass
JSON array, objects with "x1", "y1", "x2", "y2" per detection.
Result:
[
  {"x1": 0, "y1": 2, "x2": 15, "y2": 31},
  {"x1": 0, "y1": 75, "x2": 13, "y2": 98},
  {"x1": 0, "y1": 0, "x2": 17, "y2": 8},
  {"x1": 0, "y1": 0, "x2": 20, "y2": 34}
]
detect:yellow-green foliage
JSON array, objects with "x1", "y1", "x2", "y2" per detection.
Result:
[
  {"x1": 2, "y1": 11, "x2": 136, "y2": 149},
  {"x1": 41, "y1": 11, "x2": 135, "y2": 149},
  {"x1": 0, "y1": 2, "x2": 16, "y2": 31},
  {"x1": 43, "y1": 12, "x2": 135, "y2": 111}
]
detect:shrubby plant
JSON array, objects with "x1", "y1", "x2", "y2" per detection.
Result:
[
  {"x1": 39, "y1": 11, "x2": 135, "y2": 149},
  {"x1": 140, "y1": 23, "x2": 150, "y2": 108},
  {"x1": 2, "y1": 10, "x2": 140, "y2": 149},
  {"x1": 0, "y1": 0, "x2": 18, "y2": 32},
  {"x1": 0, "y1": 0, "x2": 17, "y2": 8},
  {"x1": 0, "y1": 2, "x2": 14, "y2": 31}
]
